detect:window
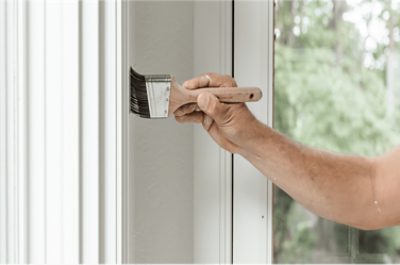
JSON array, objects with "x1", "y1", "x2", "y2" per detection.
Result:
[{"x1": 274, "y1": 0, "x2": 400, "y2": 263}]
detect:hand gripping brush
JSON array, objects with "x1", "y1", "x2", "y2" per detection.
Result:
[{"x1": 130, "y1": 67, "x2": 263, "y2": 118}]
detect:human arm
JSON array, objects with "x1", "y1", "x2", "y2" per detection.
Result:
[{"x1": 175, "y1": 73, "x2": 400, "y2": 230}]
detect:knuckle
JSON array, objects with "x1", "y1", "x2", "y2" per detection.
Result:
[
  {"x1": 205, "y1": 72, "x2": 218, "y2": 78},
  {"x1": 223, "y1": 75, "x2": 237, "y2": 86}
]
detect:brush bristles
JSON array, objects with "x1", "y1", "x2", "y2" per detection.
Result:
[{"x1": 130, "y1": 67, "x2": 151, "y2": 118}]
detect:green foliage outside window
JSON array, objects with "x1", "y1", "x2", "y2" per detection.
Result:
[{"x1": 274, "y1": 0, "x2": 400, "y2": 263}]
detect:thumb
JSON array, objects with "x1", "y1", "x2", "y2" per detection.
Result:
[{"x1": 197, "y1": 92, "x2": 229, "y2": 125}]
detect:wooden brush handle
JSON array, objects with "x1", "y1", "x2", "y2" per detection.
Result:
[
  {"x1": 187, "y1": 86, "x2": 262, "y2": 103},
  {"x1": 169, "y1": 80, "x2": 263, "y2": 114}
]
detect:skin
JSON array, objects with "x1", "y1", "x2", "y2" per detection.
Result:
[{"x1": 174, "y1": 73, "x2": 400, "y2": 231}]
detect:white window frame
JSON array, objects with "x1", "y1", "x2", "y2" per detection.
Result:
[{"x1": 232, "y1": 0, "x2": 274, "y2": 263}]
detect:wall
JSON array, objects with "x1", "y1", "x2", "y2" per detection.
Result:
[{"x1": 129, "y1": 1, "x2": 194, "y2": 263}]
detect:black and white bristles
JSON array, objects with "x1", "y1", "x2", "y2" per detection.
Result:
[{"x1": 130, "y1": 67, "x2": 151, "y2": 118}]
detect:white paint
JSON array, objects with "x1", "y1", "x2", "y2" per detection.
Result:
[
  {"x1": 233, "y1": 0, "x2": 274, "y2": 263},
  {"x1": 6, "y1": 1, "x2": 17, "y2": 262},
  {"x1": 101, "y1": 0, "x2": 118, "y2": 262},
  {"x1": 0, "y1": 1, "x2": 7, "y2": 262},
  {"x1": 81, "y1": 1, "x2": 100, "y2": 262},
  {"x1": 27, "y1": 0, "x2": 46, "y2": 262},
  {"x1": 61, "y1": 1, "x2": 80, "y2": 263},
  {"x1": 1, "y1": 1, "x2": 125, "y2": 263},
  {"x1": 45, "y1": 2, "x2": 63, "y2": 261},
  {"x1": 17, "y1": 0, "x2": 28, "y2": 261}
]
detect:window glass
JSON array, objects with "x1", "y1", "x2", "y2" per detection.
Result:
[{"x1": 274, "y1": 0, "x2": 400, "y2": 263}]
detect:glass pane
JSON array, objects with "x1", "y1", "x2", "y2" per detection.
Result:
[{"x1": 274, "y1": 0, "x2": 400, "y2": 263}]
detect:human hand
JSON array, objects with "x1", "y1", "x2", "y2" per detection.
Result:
[{"x1": 174, "y1": 73, "x2": 263, "y2": 154}]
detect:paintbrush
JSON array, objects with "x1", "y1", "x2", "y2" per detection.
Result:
[{"x1": 130, "y1": 67, "x2": 262, "y2": 118}]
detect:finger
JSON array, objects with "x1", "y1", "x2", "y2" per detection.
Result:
[
  {"x1": 183, "y1": 73, "x2": 236, "y2": 89},
  {"x1": 183, "y1": 75, "x2": 212, "y2": 90},
  {"x1": 219, "y1": 74, "x2": 237, "y2": 87},
  {"x1": 197, "y1": 92, "x2": 230, "y2": 125},
  {"x1": 202, "y1": 114, "x2": 214, "y2": 131},
  {"x1": 174, "y1": 103, "x2": 198, "y2": 117},
  {"x1": 175, "y1": 112, "x2": 204, "y2": 124}
]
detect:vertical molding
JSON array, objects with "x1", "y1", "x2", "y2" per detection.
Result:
[
  {"x1": 117, "y1": 0, "x2": 130, "y2": 262},
  {"x1": 61, "y1": 1, "x2": 80, "y2": 262},
  {"x1": 45, "y1": 1, "x2": 63, "y2": 262},
  {"x1": 81, "y1": 0, "x2": 100, "y2": 262},
  {"x1": 266, "y1": 2, "x2": 275, "y2": 263},
  {"x1": 0, "y1": 1, "x2": 7, "y2": 262},
  {"x1": 218, "y1": 1, "x2": 233, "y2": 264},
  {"x1": 233, "y1": 0, "x2": 273, "y2": 263},
  {"x1": 27, "y1": 0, "x2": 46, "y2": 262},
  {"x1": 100, "y1": 0, "x2": 117, "y2": 262},
  {"x1": 193, "y1": 1, "x2": 233, "y2": 263},
  {"x1": 6, "y1": 1, "x2": 17, "y2": 262},
  {"x1": 16, "y1": 0, "x2": 28, "y2": 262},
  {"x1": 3, "y1": 1, "x2": 124, "y2": 263}
]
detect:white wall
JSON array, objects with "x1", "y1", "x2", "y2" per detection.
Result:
[{"x1": 129, "y1": 1, "x2": 194, "y2": 263}]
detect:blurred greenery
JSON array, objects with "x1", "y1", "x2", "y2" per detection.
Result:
[{"x1": 274, "y1": 0, "x2": 400, "y2": 263}]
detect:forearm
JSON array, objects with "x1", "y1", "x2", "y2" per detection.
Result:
[{"x1": 238, "y1": 121, "x2": 382, "y2": 229}]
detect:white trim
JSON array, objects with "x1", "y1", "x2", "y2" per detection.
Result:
[
  {"x1": 233, "y1": 0, "x2": 274, "y2": 263},
  {"x1": 16, "y1": 0, "x2": 28, "y2": 262},
  {"x1": 27, "y1": 0, "x2": 46, "y2": 262},
  {"x1": 81, "y1": 1, "x2": 100, "y2": 262},
  {"x1": 0, "y1": 1, "x2": 126, "y2": 263},
  {"x1": 193, "y1": 1, "x2": 233, "y2": 263},
  {"x1": 0, "y1": 1, "x2": 7, "y2": 262},
  {"x1": 218, "y1": 2, "x2": 233, "y2": 263},
  {"x1": 101, "y1": 0, "x2": 117, "y2": 262},
  {"x1": 45, "y1": 2, "x2": 63, "y2": 262},
  {"x1": 6, "y1": 1, "x2": 17, "y2": 262},
  {"x1": 61, "y1": 1, "x2": 80, "y2": 263},
  {"x1": 116, "y1": 0, "x2": 130, "y2": 263},
  {"x1": 266, "y1": 1, "x2": 275, "y2": 262}
]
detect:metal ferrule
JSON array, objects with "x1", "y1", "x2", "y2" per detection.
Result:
[{"x1": 145, "y1": 74, "x2": 172, "y2": 118}]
